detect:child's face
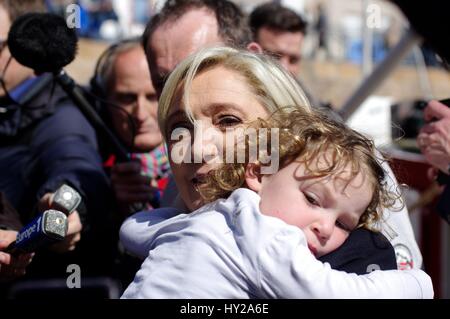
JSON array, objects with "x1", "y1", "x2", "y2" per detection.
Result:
[
  {"x1": 252, "y1": 156, "x2": 373, "y2": 258},
  {"x1": 165, "y1": 66, "x2": 269, "y2": 211}
]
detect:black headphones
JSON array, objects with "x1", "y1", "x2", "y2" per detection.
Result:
[{"x1": 88, "y1": 37, "x2": 143, "y2": 151}]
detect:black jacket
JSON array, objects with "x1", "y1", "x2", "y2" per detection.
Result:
[
  {"x1": 0, "y1": 75, "x2": 111, "y2": 222},
  {"x1": 319, "y1": 228, "x2": 397, "y2": 274},
  {"x1": 0, "y1": 75, "x2": 116, "y2": 276}
]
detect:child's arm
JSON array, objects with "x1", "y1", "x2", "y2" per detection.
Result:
[
  {"x1": 119, "y1": 208, "x2": 182, "y2": 259},
  {"x1": 257, "y1": 229, "x2": 433, "y2": 299}
]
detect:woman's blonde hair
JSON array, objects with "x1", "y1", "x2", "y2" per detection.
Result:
[
  {"x1": 158, "y1": 46, "x2": 312, "y2": 139},
  {"x1": 198, "y1": 108, "x2": 400, "y2": 229}
]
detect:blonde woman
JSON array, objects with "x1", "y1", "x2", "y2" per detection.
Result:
[{"x1": 120, "y1": 47, "x2": 428, "y2": 298}]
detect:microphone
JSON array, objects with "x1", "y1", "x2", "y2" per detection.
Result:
[
  {"x1": 7, "y1": 13, "x2": 129, "y2": 162},
  {"x1": 52, "y1": 184, "x2": 82, "y2": 215},
  {"x1": 7, "y1": 13, "x2": 77, "y2": 74},
  {"x1": 6, "y1": 210, "x2": 68, "y2": 255}
]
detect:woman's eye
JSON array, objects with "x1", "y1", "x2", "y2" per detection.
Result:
[
  {"x1": 216, "y1": 115, "x2": 242, "y2": 128},
  {"x1": 304, "y1": 193, "x2": 320, "y2": 206}
]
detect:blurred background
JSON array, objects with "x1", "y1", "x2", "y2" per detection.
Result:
[{"x1": 46, "y1": 0, "x2": 450, "y2": 298}]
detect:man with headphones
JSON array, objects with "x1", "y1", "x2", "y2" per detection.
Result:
[
  {"x1": 90, "y1": 38, "x2": 170, "y2": 216},
  {"x1": 1, "y1": 0, "x2": 113, "y2": 281}
]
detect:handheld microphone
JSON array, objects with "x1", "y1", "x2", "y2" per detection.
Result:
[
  {"x1": 7, "y1": 13, "x2": 129, "y2": 162},
  {"x1": 7, "y1": 13, "x2": 77, "y2": 74},
  {"x1": 52, "y1": 184, "x2": 82, "y2": 215},
  {"x1": 6, "y1": 210, "x2": 68, "y2": 255}
]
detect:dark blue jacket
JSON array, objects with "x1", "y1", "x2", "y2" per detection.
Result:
[
  {"x1": 0, "y1": 75, "x2": 118, "y2": 277},
  {"x1": 319, "y1": 228, "x2": 397, "y2": 274},
  {"x1": 0, "y1": 75, "x2": 111, "y2": 224}
]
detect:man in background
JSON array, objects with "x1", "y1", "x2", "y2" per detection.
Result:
[
  {"x1": 249, "y1": 2, "x2": 322, "y2": 107},
  {"x1": 91, "y1": 39, "x2": 170, "y2": 215},
  {"x1": 0, "y1": 0, "x2": 113, "y2": 280},
  {"x1": 249, "y1": 2, "x2": 307, "y2": 78}
]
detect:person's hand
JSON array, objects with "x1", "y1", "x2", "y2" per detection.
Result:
[
  {"x1": 51, "y1": 211, "x2": 82, "y2": 252},
  {"x1": 0, "y1": 229, "x2": 17, "y2": 245},
  {"x1": 39, "y1": 193, "x2": 82, "y2": 253},
  {"x1": 0, "y1": 230, "x2": 34, "y2": 282},
  {"x1": 111, "y1": 161, "x2": 157, "y2": 207},
  {"x1": 417, "y1": 100, "x2": 450, "y2": 174}
]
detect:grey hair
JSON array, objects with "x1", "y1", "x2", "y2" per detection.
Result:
[{"x1": 95, "y1": 39, "x2": 142, "y2": 95}]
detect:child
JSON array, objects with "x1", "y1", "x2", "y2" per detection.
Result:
[{"x1": 120, "y1": 109, "x2": 433, "y2": 299}]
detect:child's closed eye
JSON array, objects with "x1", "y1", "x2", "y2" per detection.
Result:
[
  {"x1": 335, "y1": 220, "x2": 353, "y2": 232},
  {"x1": 304, "y1": 192, "x2": 320, "y2": 207}
]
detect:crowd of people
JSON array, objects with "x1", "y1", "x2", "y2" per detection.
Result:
[{"x1": 0, "y1": 0, "x2": 447, "y2": 299}]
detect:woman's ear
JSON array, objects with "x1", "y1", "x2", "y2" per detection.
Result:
[
  {"x1": 245, "y1": 163, "x2": 263, "y2": 192},
  {"x1": 246, "y1": 42, "x2": 263, "y2": 54}
]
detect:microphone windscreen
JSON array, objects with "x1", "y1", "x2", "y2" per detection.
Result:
[{"x1": 7, "y1": 13, "x2": 78, "y2": 73}]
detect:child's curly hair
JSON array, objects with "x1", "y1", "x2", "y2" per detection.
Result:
[{"x1": 197, "y1": 108, "x2": 402, "y2": 230}]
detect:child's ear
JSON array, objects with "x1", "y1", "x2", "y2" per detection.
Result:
[{"x1": 245, "y1": 163, "x2": 263, "y2": 192}]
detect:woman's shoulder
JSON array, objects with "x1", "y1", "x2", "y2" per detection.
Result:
[
  {"x1": 119, "y1": 207, "x2": 185, "y2": 258},
  {"x1": 134, "y1": 207, "x2": 184, "y2": 219},
  {"x1": 121, "y1": 207, "x2": 183, "y2": 233}
]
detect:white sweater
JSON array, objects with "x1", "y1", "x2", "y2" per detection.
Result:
[
  {"x1": 160, "y1": 158, "x2": 424, "y2": 270},
  {"x1": 120, "y1": 188, "x2": 433, "y2": 299}
]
